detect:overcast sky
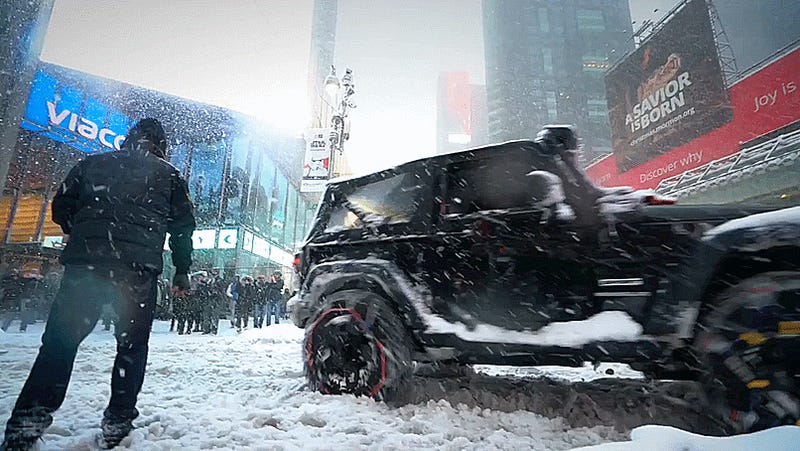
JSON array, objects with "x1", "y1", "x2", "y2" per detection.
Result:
[{"x1": 40, "y1": 0, "x2": 679, "y2": 174}]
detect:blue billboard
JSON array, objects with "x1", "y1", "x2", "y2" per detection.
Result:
[{"x1": 21, "y1": 69, "x2": 133, "y2": 154}]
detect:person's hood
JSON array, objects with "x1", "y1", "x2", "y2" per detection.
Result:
[{"x1": 122, "y1": 118, "x2": 168, "y2": 158}]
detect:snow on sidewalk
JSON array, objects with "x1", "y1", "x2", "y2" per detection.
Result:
[
  {"x1": 573, "y1": 424, "x2": 800, "y2": 451},
  {"x1": 1, "y1": 320, "x2": 623, "y2": 450}
]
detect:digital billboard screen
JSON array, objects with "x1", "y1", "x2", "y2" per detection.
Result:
[
  {"x1": 21, "y1": 69, "x2": 133, "y2": 154},
  {"x1": 605, "y1": 0, "x2": 733, "y2": 172}
]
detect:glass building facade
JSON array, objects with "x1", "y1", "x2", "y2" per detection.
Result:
[{"x1": 0, "y1": 62, "x2": 315, "y2": 279}]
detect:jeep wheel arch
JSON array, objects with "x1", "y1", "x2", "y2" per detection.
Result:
[
  {"x1": 303, "y1": 289, "x2": 415, "y2": 401},
  {"x1": 297, "y1": 259, "x2": 429, "y2": 332}
]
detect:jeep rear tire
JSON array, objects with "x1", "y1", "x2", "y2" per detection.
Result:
[
  {"x1": 303, "y1": 289, "x2": 413, "y2": 401},
  {"x1": 695, "y1": 271, "x2": 800, "y2": 433}
]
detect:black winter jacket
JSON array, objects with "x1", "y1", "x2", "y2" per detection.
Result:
[
  {"x1": 266, "y1": 277, "x2": 284, "y2": 301},
  {"x1": 52, "y1": 119, "x2": 196, "y2": 274}
]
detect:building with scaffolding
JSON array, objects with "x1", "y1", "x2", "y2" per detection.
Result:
[{"x1": 586, "y1": 0, "x2": 800, "y2": 207}]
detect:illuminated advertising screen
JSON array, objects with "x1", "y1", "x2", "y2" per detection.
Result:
[
  {"x1": 217, "y1": 228, "x2": 238, "y2": 249},
  {"x1": 438, "y1": 72, "x2": 472, "y2": 146},
  {"x1": 605, "y1": 0, "x2": 732, "y2": 172},
  {"x1": 21, "y1": 69, "x2": 133, "y2": 154}
]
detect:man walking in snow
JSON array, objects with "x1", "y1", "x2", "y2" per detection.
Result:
[
  {"x1": 265, "y1": 271, "x2": 284, "y2": 326},
  {"x1": 1, "y1": 118, "x2": 195, "y2": 451}
]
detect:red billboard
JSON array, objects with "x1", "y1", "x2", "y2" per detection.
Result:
[
  {"x1": 605, "y1": 0, "x2": 732, "y2": 172},
  {"x1": 587, "y1": 45, "x2": 800, "y2": 189},
  {"x1": 438, "y1": 72, "x2": 473, "y2": 148}
]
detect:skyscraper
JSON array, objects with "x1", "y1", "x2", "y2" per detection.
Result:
[
  {"x1": 307, "y1": 0, "x2": 338, "y2": 129},
  {"x1": 482, "y1": 0, "x2": 633, "y2": 161}
]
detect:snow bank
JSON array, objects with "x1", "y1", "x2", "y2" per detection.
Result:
[
  {"x1": 572, "y1": 424, "x2": 800, "y2": 451},
  {"x1": 424, "y1": 311, "x2": 643, "y2": 347}
]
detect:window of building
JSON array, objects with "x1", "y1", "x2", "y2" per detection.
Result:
[
  {"x1": 581, "y1": 55, "x2": 611, "y2": 73},
  {"x1": 587, "y1": 98, "x2": 609, "y2": 122},
  {"x1": 577, "y1": 9, "x2": 605, "y2": 32},
  {"x1": 542, "y1": 48, "x2": 554, "y2": 75},
  {"x1": 538, "y1": 7, "x2": 549, "y2": 33},
  {"x1": 324, "y1": 172, "x2": 423, "y2": 232},
  {"x1": 545, "y1": 92, "x2": 558, "y2": 121}
]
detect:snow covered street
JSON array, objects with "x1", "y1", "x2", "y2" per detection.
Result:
[
  {"x1": 3, "y1": 320, "x2": 800, "y2": 450},
  {"x1": 2, "y1": 320, "x2": 625, "y2": 450}
]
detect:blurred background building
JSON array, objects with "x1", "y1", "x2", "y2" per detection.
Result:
[{"x1": 482, "y1": 0, "x2": 633, "y2": 162}]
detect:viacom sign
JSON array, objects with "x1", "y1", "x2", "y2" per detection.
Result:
[
  {"x1": 21, "y1": 68, "x2": 132, "y2": 153},
  {"x1": 46, "y1": 101, "x2": 126, "y2": 150}
]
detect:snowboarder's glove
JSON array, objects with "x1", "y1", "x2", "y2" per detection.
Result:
[{"x1": 172, "y1": 273, "x2": 190, "y2": 298}]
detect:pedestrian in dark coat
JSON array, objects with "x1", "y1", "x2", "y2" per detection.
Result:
[
  {"x1": 1, "y1": 271, "x2": 22, "y2": 332},
  {"x1": 235, "y1": 276, "x2": 255, "y2": 331},
  {"x1": 252, "y1": 275, "x2": 268, "y2": 328},
  {"x1": 187, "y1": 273, "x2": 204, "y2": 333},
  {"x1": 173, "y1": 289, "x2": 192, "y2": 335},
  {"x1": 0, "y1": 271, "x2": 40, "y2": 332},
  {"x1": 281, "y1": 288, "x2": 291, "y2": 320},
  {"x1": 199, "y1": 276, "x2": 219, "y2": 334},
  {"x1": 2, "y1": 118, "x2": 195, "y2": 450},
  {"x1": 265, "y1": 271, "x2": 284, "y2": 326}
]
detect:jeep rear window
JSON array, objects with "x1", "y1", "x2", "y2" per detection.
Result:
[{"x1": 324, "y1": 172, "x2": 423, "y2": 232}]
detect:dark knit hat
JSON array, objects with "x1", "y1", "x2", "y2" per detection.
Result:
[{"x1": 123, "y1": 118, "x2": 168, "y2": 157}]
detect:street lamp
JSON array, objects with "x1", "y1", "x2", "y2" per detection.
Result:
[
  {"x1": 324, "y1": 65, "x2": 355, "y2": 177},
  {"x1": 324, "y1": 66, "x2": 340, "y2": 98}
]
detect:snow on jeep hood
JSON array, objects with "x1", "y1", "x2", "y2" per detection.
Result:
[{"x1": 424, "y1": 311, "x2": 643, "y2": 348}]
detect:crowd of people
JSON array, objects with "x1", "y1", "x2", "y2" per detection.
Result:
[
  {"x1": 166, "y1": 269, "x2": 291, "y2": 335},
  {"x1": 0, "y1": 268, "x2": 60, "y2": 333},
  {"x1": 1, "y1": 266, "x2": 292, "y2": 336}
]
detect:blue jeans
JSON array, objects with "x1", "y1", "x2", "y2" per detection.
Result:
[
  {"x1": 252, "y1": 303, "x2": 267, "y2": 328},
  {"x1": 4, "y1": 264, "x2": 157, "y2": 443},
  {"x1": 266, "y1": 300, "x2": 281, "y2": 326}
]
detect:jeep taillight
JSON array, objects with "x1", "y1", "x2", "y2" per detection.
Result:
[{"x1": 644, "y1": 194, "x2": 677, "y2": 206}]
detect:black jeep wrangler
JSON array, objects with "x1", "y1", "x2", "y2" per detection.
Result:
[{"x1": 290, "y1": 126, "x2": 800, "y2": 432}]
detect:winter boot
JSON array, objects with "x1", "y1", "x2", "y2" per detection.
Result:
[
  {"x1": 0, "y1": 434, "x2": 41, "y2": 451},
  {"x1": 2, "y1": 410, "x2": 50, "y2": 451},
  {"x1": 99, "y1": 416, "x2": 133, "y2": 449}
]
